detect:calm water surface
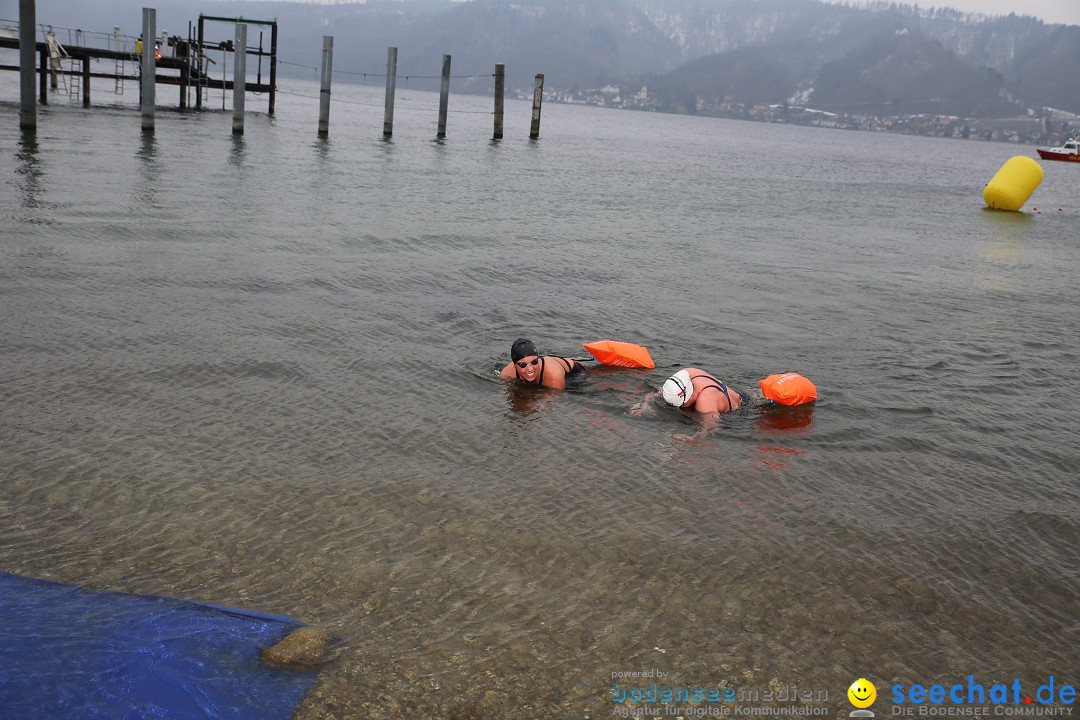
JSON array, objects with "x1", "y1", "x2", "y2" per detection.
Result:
[{"x1": 1, "y1": 79, "x2": 1078, "y2": 718}]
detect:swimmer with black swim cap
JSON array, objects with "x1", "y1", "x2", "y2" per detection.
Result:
[
  {"x1": 511, "y1": 338, "x2": 538, "y2": 364},
  {"x1": 500, "y1": 337, "x2": 586, "y2": 390}
]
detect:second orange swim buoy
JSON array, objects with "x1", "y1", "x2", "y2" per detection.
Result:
[{"x1": 760, "y1": 372, "x2": 817, "y2": 406}]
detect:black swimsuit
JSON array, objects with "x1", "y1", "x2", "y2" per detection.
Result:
[
  {"x1": 689, "y1": 373, "x2": 737, "y2": 411},
  {"x1": 559, "y1": 357, "x2": 586, "y2": 378},
  {"x1": 521, "y1": 357, "x2": 583, "y2": 385}
]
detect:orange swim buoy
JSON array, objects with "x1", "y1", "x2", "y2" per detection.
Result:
[
  {"x1": 582, "y1": 340, "x2": 655, "y2": 369},
  {"x1": 759, "y1": 372, "x2": 817, "y2": 406},
  {"x1": 155, "y1": 44, "x2": 161, "y2": 60}
]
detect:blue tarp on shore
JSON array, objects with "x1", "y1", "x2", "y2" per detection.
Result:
[{"x1": 0, "y1": 572, "x2": 321, "y2": 720}]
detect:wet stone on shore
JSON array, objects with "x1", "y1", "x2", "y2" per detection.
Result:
[{"x1": 261, "y1": 626, "x2": 343, "y2": 670}]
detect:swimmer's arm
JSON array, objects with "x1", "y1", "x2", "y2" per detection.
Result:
[
  {"x1": 676, "y1": 411, "x2": 720, "y2": 441},
  {"x1": 699, "y1": 411, "x2": 721, "y2": 433},
  {"x1": 499, "y1": 363, "x2": 516, "y2": 380},
  {"x1": 630, "y1": 389, "x2": 662, "y2": 416}
]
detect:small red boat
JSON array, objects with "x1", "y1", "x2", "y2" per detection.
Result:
[{"x1": 1036, "y1": 138, "x2": 1080, "y2": 162}]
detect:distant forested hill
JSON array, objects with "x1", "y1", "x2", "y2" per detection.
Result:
[{"x1": 635, "y1": 0, "x2": 1080, "y2": 116}]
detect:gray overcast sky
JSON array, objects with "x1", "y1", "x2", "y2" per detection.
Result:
[
  {"x1": 308, "y1": 0, "x2": 1080, "y2": 27},
  {"x1": 835, "y1": 0, "x2": 1079, "y2": 25},
  {"x1": 79, "y1": 0, "x2": 1074, "y2": 28}
]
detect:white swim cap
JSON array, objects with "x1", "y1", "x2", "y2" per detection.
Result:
[{"x1": 661, "y1": 370, "x2": 694, "y2": 407}]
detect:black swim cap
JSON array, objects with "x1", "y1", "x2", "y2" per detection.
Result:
[{"x1": 510, "y1": 338, "x2": 538, "y2": 362}]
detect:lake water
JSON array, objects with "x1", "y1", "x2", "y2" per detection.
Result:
[{"x1": 1, "y1": 76, "x2": 1078, "y2": 719}]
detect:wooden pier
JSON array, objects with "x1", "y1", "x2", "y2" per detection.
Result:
[
  {"x1": 6, "y1": 3, "x2": 545, "y2": 139},
  {"x1": 0, "y1": 12, "x2": 278, "y2": 115}
]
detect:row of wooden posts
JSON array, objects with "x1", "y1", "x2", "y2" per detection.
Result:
[
  {"x1": 317, "y1": 39, "x2": 545, "y2": 140},
  {"x1": 15, "y1": 2, "x2": 546, "y2": 140}
]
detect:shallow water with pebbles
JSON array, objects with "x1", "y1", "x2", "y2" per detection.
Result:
[{"x1": 1, "y1": 77, "x2": 1078, "y2": 718}]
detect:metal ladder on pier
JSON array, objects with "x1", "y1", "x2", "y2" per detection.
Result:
[
  {"x1": 114, "y1": 54, "x2": 126, "y2": 95},
  {"x1": 112, "y1": 27, "x2": 126, "y2": 95},
  {"x1": 65, "y1": 29, "x2": 83, "y2": 99},
  {"x1": 43, "y1": 28, "x2": 71, "y2": 96}
]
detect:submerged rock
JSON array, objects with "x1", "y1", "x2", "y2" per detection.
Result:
[{"x1": 261, "y1": 626, "x2": 343, "y2": 669}]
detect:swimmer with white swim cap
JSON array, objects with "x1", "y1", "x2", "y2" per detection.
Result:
[
  {"x1": 660, "y1": 367, "x2": 742, "y2": 413},
  {"x1": 633, "y1": 367, "x2": 744, "y2": 433}
]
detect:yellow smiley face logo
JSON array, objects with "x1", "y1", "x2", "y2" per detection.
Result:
[{"x1": 848, "y1": 678, "x2": 877, "y2": 708}]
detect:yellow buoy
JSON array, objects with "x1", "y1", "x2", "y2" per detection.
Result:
[{"x1": 983, "y1": 156, "x2": 1043, "y2": 211}]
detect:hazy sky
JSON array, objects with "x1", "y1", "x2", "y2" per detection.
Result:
[
  {"x1": 276, "y1": 0, "x2": 1080, "y2": 27},
  {"x1": 830, "y1": 0, "x2": 1079, "y2": 25},
  {"x1": 446, "y1": 0, "x2": 1080, "y2": 26}
]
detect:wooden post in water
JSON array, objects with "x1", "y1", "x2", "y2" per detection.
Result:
[
  {"x1": 196, "y1": 16, "x2": 204, "y2": 111},
  {"x1": 383, "y1": 46, "x2": 397, "y2": 138},
  {"x1": 38, "y1": 48, "x2": 47, "y2": 105},
  {"x1": 82, "y1": 56, "x2": 91, "y2": 107},
  {"x1": 179, "y1": 39, "x2": 189, "y2": 109},
  {"x1": 49, "y1": 36, "x2": 57, "y2": 90},
  {"x1": 141, "y1": 7, "x2": 156, "y2": 132},
  {"x1": 318, "y1": 35, "x2": 332, "y2": 136},
  {"x1": 18, "y1": 0, "x2": 36, "y2": 128},
  {"x1": 268, "y1": 21, "x2": 278, "y2": 115},
  {"x1": 529, "y1": 73, "x2": 544, "y2": 139},
  {"x1": 493, "y1": 63, "x2": 504, "y2": 140},
  {"x1": 437, "y1": 54, "x2": 451, "y2": 139},
  {"x1": 232, "y1": 22, "x2": 246, "y2": 135}
]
